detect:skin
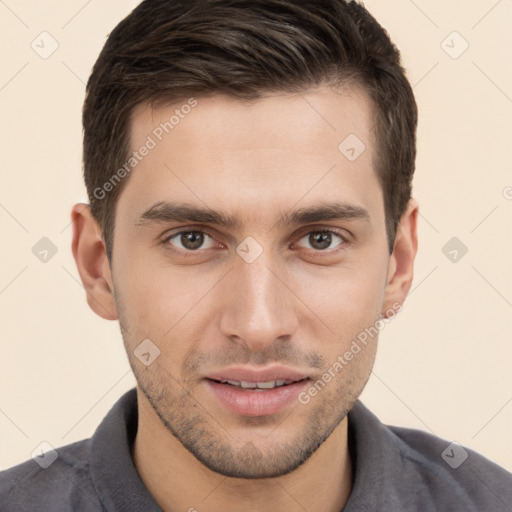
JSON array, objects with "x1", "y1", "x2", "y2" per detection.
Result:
[{"x1": 71, "y1": 85, "x2": 418, "y2": 512}]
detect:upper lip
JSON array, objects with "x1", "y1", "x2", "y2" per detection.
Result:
[{"x1": 204, "y1": 365, "x2": 311, "y2": 383}]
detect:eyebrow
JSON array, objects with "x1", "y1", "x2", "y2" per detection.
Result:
[{"x1": 135, "y1": 201, "x2": 371, "y2": 230}]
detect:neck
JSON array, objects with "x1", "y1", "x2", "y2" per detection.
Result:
[{"x1": 133, "y1": 388, "x2": 353, "y2": 512}]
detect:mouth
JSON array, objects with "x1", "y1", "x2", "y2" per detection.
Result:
[{"x1": 203, "y1": 368, "x2": 311, "y2": 416}]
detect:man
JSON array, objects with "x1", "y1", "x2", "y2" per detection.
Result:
[{"x1": 1, "y1": 0, "x2": 511, "y2": 510}]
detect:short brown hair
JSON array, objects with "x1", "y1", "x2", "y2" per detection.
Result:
[{"x1": 83, "y1": 0, "x2": 418, "y2": 261}]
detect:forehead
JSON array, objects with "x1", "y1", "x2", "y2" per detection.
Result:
[
  {"x1": 119, "y1": 86, "x2": 382, "y2": 230},
  {"x1": 131, "y1": 85, "x2": 375, "y2": 155}
]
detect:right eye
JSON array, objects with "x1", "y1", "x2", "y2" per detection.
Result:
[{"x1": 163, "y1": 230, "x2": 217, "y2": 252}]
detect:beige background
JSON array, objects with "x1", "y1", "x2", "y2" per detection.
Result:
[{"x1": 1, "y1": 0, "x2": 511, "y2": 472}]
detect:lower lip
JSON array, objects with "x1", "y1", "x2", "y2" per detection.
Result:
[{"x1": 205, "y1": 379, "x2": 309, "y2": 417}]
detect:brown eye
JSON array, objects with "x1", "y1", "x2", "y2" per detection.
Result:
[
  {"x1": 296, "y1": 230, "x2": 344, "y2": 252},
  {"x1": 166, "y1": 230, "x2": 215, "y2": 251}
]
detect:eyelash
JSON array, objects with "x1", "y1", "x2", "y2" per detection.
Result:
[{"x1": 160, "y1": 227, "x2": 350, "y2": 259}]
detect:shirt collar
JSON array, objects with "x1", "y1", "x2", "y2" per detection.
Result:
[{"x1": 89, "y1": 388, "x2": 162, "y2": 511}]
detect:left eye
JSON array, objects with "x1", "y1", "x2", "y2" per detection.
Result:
[{"x1": 295, "y1": 230, "x2": 344, "y2": 251}]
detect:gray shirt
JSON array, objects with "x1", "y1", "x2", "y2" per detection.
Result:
[{"x1": 1, "y1": 388, "x2": 511, "y2": 511}]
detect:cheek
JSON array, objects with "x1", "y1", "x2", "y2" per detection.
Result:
[
  {"x1": 294, "y1": 256, "x2": 386, "y2": 323},
  {"x1": 287, "y1": 257, "x2": 387, "y2": 374},
  {"x1": 113, "y1": 256, "x2": 220, "y2": 354}
]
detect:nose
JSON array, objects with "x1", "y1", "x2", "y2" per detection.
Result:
[{"x1": 219, "y1": 249, "x2": 299, "y2": 352}]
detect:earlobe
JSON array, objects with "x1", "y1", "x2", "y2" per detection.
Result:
[
  {"x1": 71, "y1": 203, "x2": 118, "y2": 321},
  {"x1": 382, "y1": 198, "x2": 419, "y2": 316}
]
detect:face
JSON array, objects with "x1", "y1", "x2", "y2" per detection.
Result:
[{"x1": 105, "y1": 86, "x2": 401, "y2": 478}]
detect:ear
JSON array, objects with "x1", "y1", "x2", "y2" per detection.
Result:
[
  {"x1": 71, "y1": 203, "x2": 118, "y2": 320},
  {"x1": 381, "y1": 198, "x2": 418, "y2": 317}
]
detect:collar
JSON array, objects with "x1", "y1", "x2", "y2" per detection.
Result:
[{"x1": 89, "y1": 388, "x2": 162, "y2": 511}]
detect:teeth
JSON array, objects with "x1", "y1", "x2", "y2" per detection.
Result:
[
  {"x1": 218, "y1": 379, "x2": 290, "y2": 389},
  {"x1": 240, "y1": 381, "x2": 258, "y2": 389},
  {"x1": 256, "y1": 381, "x2": 277, "y2": 389}
]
